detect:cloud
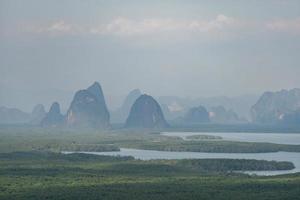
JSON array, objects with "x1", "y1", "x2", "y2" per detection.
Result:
[
  {"x1": 29, "y1": 15, "x2": 239, "y2": 38},
  {"x1": 89, "y1": 15, "x2": 238, "y2": 36},
  {"x1": 267, "y1": 18, "x2": 300, "y2": 34},
  {"x1": 43, "y1": 21, "x2": 72, "y2": 33},
  {"x1": 26, "y1": 16, "x2": 300, "y2": 42},
  {"x1": 29, "y1": 21, "x2": 83, "y2": 36}
]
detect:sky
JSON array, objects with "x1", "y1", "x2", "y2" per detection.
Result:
[{"x1": 0, "y1": 0, "x2": 300, "y2": 112}]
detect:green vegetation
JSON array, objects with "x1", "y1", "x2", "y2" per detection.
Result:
[
  {"x1": 61, "y1": 144, "x2": 120, "y2": 152},
  {"x1": 1, "y1": 126, "x2": 300, "y2": 154},
  {"x1": 168, "y1": 123, "x2": 300, "y2": 133},
  {"x1": 186, "y1": 134, "x2": 222, "y2": 140},
  {"x1": 0, "y1": 126, "x2": 130, "y2": 153},
  {"x1": 0, "y1": 151, "x2": 299, "y2": 200},
  {"x1": 176, "y1": 159, "x2": 294, "y2": 171},
  {"x1": 0, "y1": 126, "x2": 299, "y2": 199},
  {"x1": 127, "y1": 140, "x2": 300, "y2": 153}
]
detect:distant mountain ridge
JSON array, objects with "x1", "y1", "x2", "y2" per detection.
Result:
[
  {"x1": 158, "y1": 95, "x2": 257, "y2": 121},
  {"x1": 209, "y1": 106, "x2": 244, "y2": 124},
  {"x1": 3, "y1": 83, "x2": 300, "y2": 128},
  {"x1": 41, "y1": 102, "x2": 64, "y2": 127},
  {"x1": 30, "y1": 104, "x2": 46, "y2": 125},
  {"x1": 111, "y1": 89, "x2": 141, "y2": 123},
  {"x1": 183, "y1": 106, "x2": 210, "y2": 124},
  {"x1": 0, "y1": 106, "x2": 30, "y2": 124}
]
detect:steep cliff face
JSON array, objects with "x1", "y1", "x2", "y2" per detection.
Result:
[
  {"x1": 281, "y1": 109, "x2": 300, "y2": 125},
  {"x1": 125, "y1": 94, "x2": 168, "y2": 128},
  {"x1": 66, "y1": 82, "x2": 110, "y2": 128},
  {"x1": 251, "y1": 88, "x2": 300, "y2": 124},
  {"x1": 41, "y1": 102, "x2": 64, "y2": 127}
]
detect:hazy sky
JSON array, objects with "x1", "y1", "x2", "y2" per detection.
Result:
[{"x1": 1, "y1": 0, "x2": 300, "y2": 111}]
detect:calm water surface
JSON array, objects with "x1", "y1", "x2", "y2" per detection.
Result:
[
  {"x1": 70, "y1": 148, "x2": 300, "y2": 176},
  {"x1": 66, "y1": 132, "x2": 300, "y2": 176}
]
